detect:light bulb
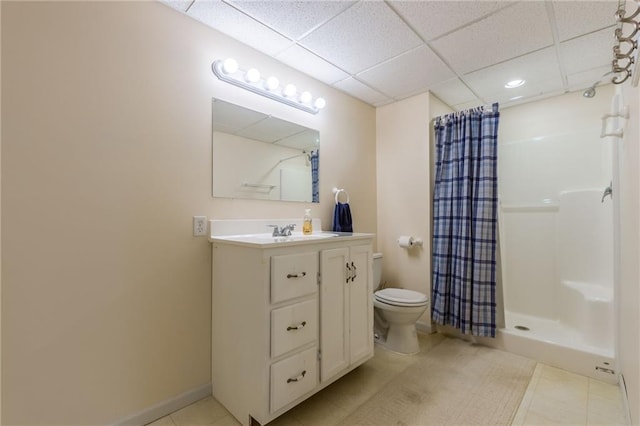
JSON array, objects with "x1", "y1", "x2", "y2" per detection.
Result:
[
  {"x1": 314, "y1": 97, "x2": 326, "y2": 109},
  {"x1": 504, "y1": 79, "x2": 525, "y2": 88},
  {"x1": 284, "y1": 84, "x2": 297, "y2": 98},
  {"x1": 300, "y1": 91, "x2": 312, "y2": 104},
  {"x1": 265, "y1": 76, "x2": 279, "y2": 91},
  {"x1": 222, "y1": 58, "x2": 239, "y2": 74},
  {"x1": 245, "y1": 68, "x2": 261, "y2": 83}
]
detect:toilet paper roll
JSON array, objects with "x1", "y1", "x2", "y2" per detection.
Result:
[{"x1": 398, "y1": 236, "x2": 415, "y2": 248}]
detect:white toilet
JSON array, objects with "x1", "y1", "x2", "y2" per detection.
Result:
[{"x1": 373, "y1": 252, "x2": 429, "y2": 354}]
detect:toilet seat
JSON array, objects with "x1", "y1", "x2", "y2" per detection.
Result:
[{"x1": 374, "y1": 288, "x2": 428, "y2": 307}]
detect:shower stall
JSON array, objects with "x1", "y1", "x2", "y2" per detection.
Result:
[{"x1": 483, "y1": 90, "x2": 618, "y2": 383}]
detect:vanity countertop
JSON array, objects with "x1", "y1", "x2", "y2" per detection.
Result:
[{"x1": 210, "y1": 231, "x2": 374, "y2": 248}]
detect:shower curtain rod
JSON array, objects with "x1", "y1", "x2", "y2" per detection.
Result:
[{"x1": 277, "y1": 150, "x2": 309, "y2": 164}]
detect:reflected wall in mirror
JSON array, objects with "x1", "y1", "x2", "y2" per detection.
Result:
[{"x1": 212, "y1": 98, "x2": 320, "y2": 203}]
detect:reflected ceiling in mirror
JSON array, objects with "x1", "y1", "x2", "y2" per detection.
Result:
[{"x1": 212, "y1": 99, "x2": 320, "y2": 203}]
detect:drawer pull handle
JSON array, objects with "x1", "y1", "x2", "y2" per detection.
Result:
[
  {"x1": 346, "y1": 262, "x2": 352, "y2": 283},
  {"x1": 286, "y1": 321, "x2": 307, "y2": 331},
  {"x1": 286, "y1": 272, "x2": 307, "y2": 279},
  {"x1": 287, "y1": 370, "x2": 307, "y2": 383},
  {"x1": 351, "y1": 261, "x2": 357, "y2": 281}
]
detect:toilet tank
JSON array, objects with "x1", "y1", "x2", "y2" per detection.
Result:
[{"x1": 373, "y1": 253, "x2": 383, "y2": 288}]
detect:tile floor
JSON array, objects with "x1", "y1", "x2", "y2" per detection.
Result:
[{"x1": 148, "y1": 333, "x2": 628, "y2": 426}]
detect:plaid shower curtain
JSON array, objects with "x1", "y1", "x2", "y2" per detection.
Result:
[
  {"x1": 310, "y1": 150, "x2": 319, "y2": 203},
  {"x1": 431, "y1": 103, "x2": 500, "y2": 337}
]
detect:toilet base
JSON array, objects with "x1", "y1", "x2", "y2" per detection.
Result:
[{"x1": 376, "y1": 323, "x2": 420, "y2": 354}]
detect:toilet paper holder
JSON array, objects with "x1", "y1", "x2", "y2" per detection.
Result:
[{"x1": 397, "y1": 235, "x2": 423, "y2": 249}]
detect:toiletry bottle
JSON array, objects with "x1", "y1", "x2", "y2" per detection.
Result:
[{"x1": 303, "y1": 209, "x2": 312, "y2": 235}]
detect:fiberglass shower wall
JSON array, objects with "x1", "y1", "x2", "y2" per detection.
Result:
[{"x1": 498, "y1": 87, "x2": 615, "y2": 354}]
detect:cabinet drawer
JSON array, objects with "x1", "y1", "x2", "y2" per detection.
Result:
[
  {"x1": 270, "y1": 346, "x2": 318, "y2": 413},
  {"x1": 271, "y1": 299, "x2": 318, "y2": 358},
  {"x1": 271, "y1": 253, "x2": 318, "y2": 303}
]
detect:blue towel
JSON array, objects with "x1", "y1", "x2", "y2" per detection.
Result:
[{"x1": 332, "y1": 202, "x2": 353, "y2": 232}]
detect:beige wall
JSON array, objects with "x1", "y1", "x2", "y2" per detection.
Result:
[
  {"x1": 375, "y1": 93, "x2": 431, "y2": 324},
  {"x1": 619, "y1": 83, "x2": 640, "y2": 424},
  {"x1": 0, "y1": 2, "x2": 376, "y2": 424},
  {"x1": 428, "y1": 95, "x2": 454, "y2": 189}
]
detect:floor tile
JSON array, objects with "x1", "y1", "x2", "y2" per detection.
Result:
[
  {"x1": 170, "y1": 396, "x2": 231, "y2": 426},
  {"x1": 212, "y1": 415, "x2": 242, "y2": 426},
  {"x1": 147, "y1": 333, "x2": 629, "y2": 426},
  {"x1": 147, "y1": 416, "x2": 177, "y2": 426},
  {"x1": 587, "y1": 378, "x2": 627, "y2": 425},
  {"x1": 511, "y1": 363, "x2": 544, "y2": 425},
  {"x1": 526, "y1": 392, "x2": 588, "y2": 424},
  {"x1": 277, "y1": 391, "x2": 349, "y2": 425},
  {"x1": 535, "y1": 366, "x2": 589, "y2": 406}
]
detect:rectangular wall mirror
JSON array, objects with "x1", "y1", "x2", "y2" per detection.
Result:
[{"x1": 212, "y1": 98, "x2": 320, "y2": 203}]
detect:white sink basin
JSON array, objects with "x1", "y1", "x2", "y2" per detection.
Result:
[
  {"x1": 217, "y1": 232, "x2": 339, "y2": 244},
  {"x1": 279, "y1": 233, "x2": 339, "y2": 241}
]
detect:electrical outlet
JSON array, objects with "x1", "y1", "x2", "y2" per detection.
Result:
[{"x1": 193, "y1": 216, "x2": 207, "y2": 237}]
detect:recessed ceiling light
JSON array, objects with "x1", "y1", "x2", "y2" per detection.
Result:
[{"x1": 505, "y1": 79, "x2": 525, "y2": 88}]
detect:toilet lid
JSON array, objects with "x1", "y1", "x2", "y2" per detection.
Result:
[{"x1": 375, "y1": 288, "x2": 428, "y2": 306}]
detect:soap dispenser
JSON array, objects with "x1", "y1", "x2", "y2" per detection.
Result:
[{"x1": 303, "y1": 209, "x2": 313, "y2": 235}]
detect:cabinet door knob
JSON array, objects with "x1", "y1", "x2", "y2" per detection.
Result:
[
  {"x1": 286, "y1": 370, "x2": 307, "y2": 383},
  {"x1": 286, "y1": 272, "x2": 307, "y2": 279},
  {"x1": 286, "y1": 321, "x2": 307, "y2": 331}
]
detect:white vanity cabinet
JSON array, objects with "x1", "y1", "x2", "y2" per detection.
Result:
[
  {"x1": 210, "y1": 234, "x2": 373, "y2": 426},
  {"x1": 319, "y1": 245, "x2": 373, "y2": 382}
]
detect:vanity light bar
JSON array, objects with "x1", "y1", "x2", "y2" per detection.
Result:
[{"x1": 211, "y1": 58, "x2": 326, "y2": 115}]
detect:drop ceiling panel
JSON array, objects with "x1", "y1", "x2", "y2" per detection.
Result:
[
  {"x1": 162, "y1": 0, "x2": 192, "y2": 12},
  {"x1": 160, "y1": 0, "x2": 622, "y2": 110},
  {"x1": 432, "y1": 1, "x2": 554, "y2": 75},
  {"x1": 483, "y1": 77, "x2": 565, "y2": 105},
  {"x1": 463, "y1": 48, "x2": 563, "y2": 99},
  {"x1": 298, "y1": 1, "x2": 423, "y2": 74},
  {"x1": 333, "y1": 77, "x2": 391, "y2": 105},
  {"x1": 430, "y1": 78, "x2": 479, "y2": 107},
  {"x1": 225, "y1": 0, "x2": 356, "y2": 40},
  {"x1": 187, "y1": 0, "x2": 293, "y2": 56},
  {"x1": 499, "y1": 86, "x2": 569, "y2": 105},
  {"x1": 566, "y1": 65, "x2": 612, "y2": 90},
  {"x1": 357, "y1": 45, "x2": 455, "y2": 99},
  {"x1": 276, "y1": 45, "x2": 350, "y2": 85},
  {"x1": 452, "y1": 100, "x2": 487, "y2": 112},
  {"x1": 552, "y1": 1, "x2": 618, "y2": 42},
  {"x1": 391, "y1": 1, "x2": 512, "y2": 42},
  {"x1": 560, "y1": 28, "x2": 613, "y2": 75}
]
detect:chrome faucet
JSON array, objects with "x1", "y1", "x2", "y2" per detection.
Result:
[
  {"x1": 268, "y1": 224, "x2": 296, "y2": 237},
  {"x1": 601, "y1": 182, "x2": 613, "y2": 203}
]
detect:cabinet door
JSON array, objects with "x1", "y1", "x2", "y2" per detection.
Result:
[
  {"x1": 319, "y1": 247, "x2": 349, "y2": 382},
  {"x1": 348, "y1": 245, "x2": 373, "y2": 364}
]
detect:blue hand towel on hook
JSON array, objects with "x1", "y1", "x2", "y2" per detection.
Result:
[{"x1": 332, "y1": 188, "x2": 353, "y2": 232}]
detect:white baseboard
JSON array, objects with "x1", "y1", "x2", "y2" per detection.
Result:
[{"x1": 110, "y1": 383, "x2": 212, "y2": 426}]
